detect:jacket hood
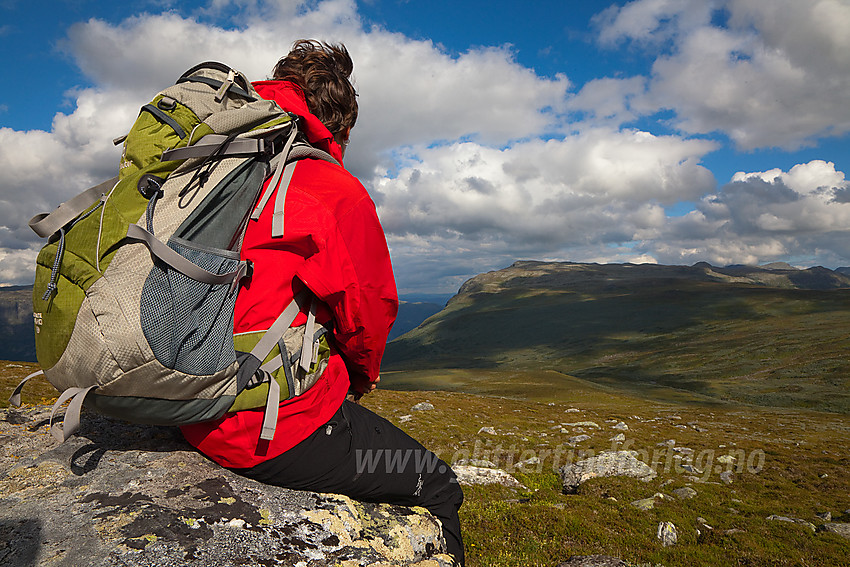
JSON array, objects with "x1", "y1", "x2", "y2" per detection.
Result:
[{"x1": 252, "y1": 80, "x2": 344, "y2": 165}]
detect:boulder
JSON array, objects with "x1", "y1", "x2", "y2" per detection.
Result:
[
  {"x1": 820, "y1": 523, "x2": 850, "y2": 539},
  {"x1": 0, "y1": 405, "x2": 451, "y2": 567},
  {"x1": 559, "y1": 451, "x2": 657, "y2": 493},
  {"x1": 451, "y1": 466, "x2": 526, "y2": 489},
  {"x1": 672, "y1": 487, "x2": 698, "y2": 500},
  {"x1": 656, "y1": 521, "x2": 677, "y2": 546},
  {"x1": 766, "y1": 515, "x2": 817, "y2": 532},
  {"x1": 556, "y1": 555, "x2": 628, "y2": 566}
]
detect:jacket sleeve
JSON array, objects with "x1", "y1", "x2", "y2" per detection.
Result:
[{"x1": 297, "y1": 191, "x2": 398, "y2": 392}]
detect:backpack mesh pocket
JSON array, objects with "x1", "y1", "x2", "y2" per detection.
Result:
[{"x1": 140, "y1": 239, "x2": 239, "y2": 375}]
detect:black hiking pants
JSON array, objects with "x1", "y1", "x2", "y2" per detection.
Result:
[{"x1": 233, "y1": 400, "x2": 465, "y2": 565}]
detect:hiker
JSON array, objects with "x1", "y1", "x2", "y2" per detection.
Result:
[{"x1": 179, "y1": 40, "x2": 465, "y2": 565}]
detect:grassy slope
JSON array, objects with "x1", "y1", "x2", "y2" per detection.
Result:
[
  {"x1": 364, "y1": 371, "x2": 850, "y2": 567},
  {"x1": 2, "y1": 365, "x2": 849, "y2": 566},
  {"x1": 384, "y1": 277, "x2": 850, "y2": 414}
]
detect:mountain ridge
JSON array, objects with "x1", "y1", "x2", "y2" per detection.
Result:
[{"x1": 385, "y1": 261, "x2": 850, "y2": 414}]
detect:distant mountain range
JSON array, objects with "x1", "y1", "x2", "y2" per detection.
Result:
[
  {"x1": 384, "y1": 261, "x2": 850, "y2": 414},
  {"x1": 0, "y1": 286, "x2": 36, "y2": 362}
]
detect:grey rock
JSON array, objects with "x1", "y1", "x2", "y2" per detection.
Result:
[
  {"x1": 452, "y1": 458, "x2": 497, "y2": 468},
  {"x1": 411, "y1": 402, "x2": 435, "y2": 411},
  {"x1": 609, "y1": 433, "x2": 625, "y2": 443},
  {"x1": 820, "y1": 523, "x2": 850, "y2": 539},
  {"x1": 559, "y1": 450, "x2": 657, "y2": 493},
  {"x1": 477, "y1": 426, "x2": 497, "y2": 435},
  {"x1": 556, "y1": 555, "x2": 628, "y2": 566},
  {"x1": 562, "y1": 421, "x2": 600, "y2": 429},
  {"x1": 816, "y1": 511, "x2": 832, "y2": 522},
  {"x1": 657, "y1": 521, "x2": 677, "y2": 546},
  {"x1": 719, "y1": 471, "x2": 734, "y2": 484},
  {"x1": 0, "y1": 406, "x2": 451, "y2": 567},
  {"x1": 672, "y1": 487, "x2": 698, "y2": 500},
  {"x1": 630, "y1": 497, "x2": 657, "y2": 511},
  {"x1": 611, "y1": 421, "x2": 629, "y2": 431},
  {"x1": 451, "y1": 466, "x2": 526, "y2": 489},
  {"x1": 767, "y1": 515, "x2": 817, "y2": 532},
  {"x1": 568, "y1": 434, "x2": 592, "y2": 445}
]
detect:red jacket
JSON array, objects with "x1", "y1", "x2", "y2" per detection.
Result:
[{"x1": 180, "y1": 81, "x2": 398, "y2": 468}]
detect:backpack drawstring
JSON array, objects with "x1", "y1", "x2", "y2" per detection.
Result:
[
  {"x1": 42, "y1": 201, "x2": 104, "y2": 300},
  {"x1": 43, "y1": 228, "x2": 65, "y2": 301}
]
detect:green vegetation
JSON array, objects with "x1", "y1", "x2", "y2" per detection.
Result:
[
  {"x1": 384, "y1": 263, "x2": 850, "y2": 414},
  {"x1": 364, "y1": 374, "x2": 850, "y2": 567},
  {"x1": 4, "y1": 262, "x2": 850, "y2": 566}
]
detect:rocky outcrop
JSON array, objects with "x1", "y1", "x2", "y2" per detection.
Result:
[
  {"x1": 559, "y1": 450, "x2": 657, "y2": 494},
  {"x1": 0, "y1": 405, "x2": 452, "y2": 567}
]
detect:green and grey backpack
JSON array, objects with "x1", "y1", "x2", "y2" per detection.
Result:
[{"x1": 10, "y1": 62, "x2": 336, "y2": 442}]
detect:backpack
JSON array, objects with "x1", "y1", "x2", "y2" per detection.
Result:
[{"x1": 10, "y1": 62, "x2": 336, "y2": 443}]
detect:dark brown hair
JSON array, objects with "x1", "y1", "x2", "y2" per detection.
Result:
[{"x1": 272, "y1": 39, "x2": 358, "y2": 138}]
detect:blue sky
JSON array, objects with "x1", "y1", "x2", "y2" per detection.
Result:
[{"x1": 2, "y1": 0, "x2": 850, "y2": 294}]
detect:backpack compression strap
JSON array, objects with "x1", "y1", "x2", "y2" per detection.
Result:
[
  {"x1": 29, "y1": 177, "x2": 118, "y2": 238},
  {"x1": 8, "y1": 370, "x2": 96, "y2": 443},
  {"x1": 126, "y1": 224, "x2": 250, "y2": 292},
  {"x1": 8, "y1": 369, "x2": 44, "y2": 407},
  {"x1": 237, "y1": 289, "x2": 318, "y2": 440},
  {"x1": 48, "y1": 386, "x2": 97, "y2": 443}
]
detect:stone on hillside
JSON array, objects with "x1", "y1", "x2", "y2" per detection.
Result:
[
  {"x1": 719, "y1": 471, "x2": 734, "y2": 484},
  {"x1": 0, "y1": 406, "x2": 450, "y2": 567},
  {"x1": 562, "y1": 421, "x2": 601, "y2": 429},
  {"x1": 819, "y1": 523, "x2": 850, "y2": 539},
  {"x1": 657, "y1": 439, "x2": 676, "y2": 448},
  {"x1": 451, "y1": 466, "x2": 526, "y2": 489},
  {"x1": 631, "y1": 497, "x2": 657, "y2": 511},
  {"x1": 672, "y1": 487, "x2": 698, "y2": 499},
  {"x1": 716, "y1": 454, "x2": 737, "y2": 465},
  {"x1": 609, "y1": 433, "x2": 625, "y2": 443},
  {"x1": 559, "y1": 450, "x2": 657, "y2": 494},
  {"x1": 568, "y1": 434, "x2": 592, "y2": 445},
  {"x1": 453, "y1": 459, "x2": 497, "y2": 468},
  {"x1": 565, "y1": 408, "x2": 581, "y2": 413},
  {"x1": 657, "y1": 521, "x2": 677, "y2": 546},
  {"x1": 411, "y1": 402, "x2": 434, "y2": 411},
  {"x1": 399, "y1": 414, "x2": 413, "y2": 423},
  {"x1": 611, "y1": 422, "x2": 629, "y2": 431},
  {"x1": 816, "y1": 511, "x2": 832, "y2": 522},
  {"x1": 556, "y1": 555, "x2": 628, "y2": 566},
  {"x1": 477, "y1": 426, "x2": 497, "y2": 435},
  {"x1": 767, "y1": 515, "x2": 817, "y2": 532},
  {"x1": 518, "y1": 456, "x2": 540, "y2": 467}
]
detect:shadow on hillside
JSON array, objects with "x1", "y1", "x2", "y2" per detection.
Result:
[{"x1": 384, "y1": 282, "x2": 849, "y2": 376}]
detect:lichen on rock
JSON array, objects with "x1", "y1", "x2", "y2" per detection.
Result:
[{"x1": 0, "y1": 405, "x2": 451, "y2": 566}]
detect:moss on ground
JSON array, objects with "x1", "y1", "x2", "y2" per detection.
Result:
[
  {"x1": 363, "y1": 375, "x2": 850, "y2": 567},
  {"x1": 4, "y1": 363, "x2": 849, "y2": 566}
]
